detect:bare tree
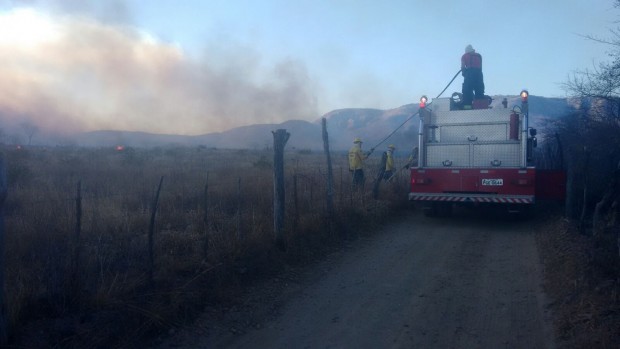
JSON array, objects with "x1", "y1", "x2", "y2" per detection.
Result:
[
  {"x1": 20, "y1": 122, "x2": 38, "y2": 146},
  {"x1": 559, "y1": 1, "x2": 620, "y2": 232}
]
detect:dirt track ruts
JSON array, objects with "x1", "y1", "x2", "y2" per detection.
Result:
[{"x1": 155, "y1": 208, "x2": 555, "y2": 349}]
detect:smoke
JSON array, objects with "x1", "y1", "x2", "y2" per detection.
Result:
[
  {"x1": 7, "y1": 0, "x2": 133, "y2": 25},
  {"x1": 0, "y1": 7, "x2": 318, "y2": 136}
]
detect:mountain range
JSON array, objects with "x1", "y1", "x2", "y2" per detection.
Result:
[{"x1": 65, "y1": 95, "x2": 572, "y2": 151}]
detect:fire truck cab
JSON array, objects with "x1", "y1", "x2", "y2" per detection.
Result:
[{"x1": 409, "y1": 91, "x2": 556, "y2": 216}]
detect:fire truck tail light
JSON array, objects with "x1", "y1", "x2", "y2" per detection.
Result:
[
  {"x1": 412, "y1": 178, "x2": 430, "y2": 185},
  {"x1": 419, "y1": 95, "x2": 428, "y2": 109}
]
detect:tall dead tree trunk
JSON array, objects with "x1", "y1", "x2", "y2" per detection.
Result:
[
  {"x1": 322, "y1": 118, "x2": 334, "y2": 220},
  {"x1": 273, "y1": 129, "x2": 290, "y2": 250},
  {"x1": 579, "y1": 146, "x2": 590, "y2": 233},
  {"x1": 0, "y1": 156, "x2": 7, "y2": 345}
]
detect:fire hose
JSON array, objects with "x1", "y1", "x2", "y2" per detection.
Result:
[{"x1": 365, "y1": 69, "x2": 462, "y2": 155}]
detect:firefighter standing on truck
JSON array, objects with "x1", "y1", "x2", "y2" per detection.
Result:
[
  {"x1": 461, "y1": 44, "x2": 485, "y2": 109},
  {"x1": 348, "y1": 137, "x2": 368, "y2": 187}
]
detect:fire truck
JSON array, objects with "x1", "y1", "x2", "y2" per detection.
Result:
[{"x1": 409, "y1": 91, "x2": 565, "y2": 216}]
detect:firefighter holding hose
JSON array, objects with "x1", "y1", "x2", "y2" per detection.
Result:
[
  {"x1": 382, "y1": 145, "x2": 396, "y2": 181},
  {"x1": 348, "y1": 137, "x2": 370, "y2": 188},
  {"x1": 461, "y1": 44, "x2": 485, "y2": 109}
]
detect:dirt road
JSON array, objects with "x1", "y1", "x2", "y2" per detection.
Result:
[{"x1": 156, "y1": 208, "x2": 555, "y2": 348}]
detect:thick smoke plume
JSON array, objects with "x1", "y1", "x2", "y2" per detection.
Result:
[{"x1": 0, "y1": 8, "x2": 318, "y2": 137}]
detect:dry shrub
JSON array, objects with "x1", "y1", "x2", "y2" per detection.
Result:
[{"x1": 538, "y1": 215, "x2": 620, "y2": 348}]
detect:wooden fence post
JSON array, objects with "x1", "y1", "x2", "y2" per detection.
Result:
[
  {"x1": 272, "y1": 129, "x2": 290, "y2": 250},
  {"x1": 148, "y1": 176, "x2": 164, "y2": 285},
  {"x1": 555, "y1": 132, "x2": 564, "y2": 170},
  {"x1": 293, "y1": 173, "x2": 299, "y2": 231},
  {"x1": 0, "y1": 156, "x2": 8, "y2": 345},
  {"x1": 309, "y1": 180, "x2": 314, "y2": 210},
  {"x1": 340, "y1": 167, "x2": 343, "y2": 208},
  {"x1": 236, "y1": 177, "x2": 242, "y2": 241},
  {"x1": 322, "y1": 118, "x2": 334, "y2": 220},
  {"x1": 349, "y1": 171, "x2": 353, "y2": 208},
  {"x1": 71, "y1": 180, "x2": 82, "y2": 300},
  {"x1": 202, "y1": 172, "x2": 209, "y2": 259}
]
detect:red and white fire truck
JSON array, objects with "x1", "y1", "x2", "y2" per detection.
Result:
[{"x1": 409, "y1": 91, "x2": 565, "y2": 216}]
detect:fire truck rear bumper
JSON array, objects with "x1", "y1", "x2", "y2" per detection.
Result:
[{"x1": 408, "y1": 192, "x2": 534, "y2": 204}]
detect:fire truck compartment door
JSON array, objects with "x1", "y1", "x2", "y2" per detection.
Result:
[
  {"x1": 426, "y1": 144, "x2": 469, "y2": 167},
  {"x1": 472, "y1": 143, "x2": 521, "y2": 167}
]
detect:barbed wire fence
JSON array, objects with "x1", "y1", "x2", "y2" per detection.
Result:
[{"x1": 0, "y1": 121, "x2": 411, "y2": 343}]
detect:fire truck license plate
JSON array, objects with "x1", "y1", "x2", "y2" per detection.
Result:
[{"x1": 482, "y1": 179, "x2": 503, "y2": 186}]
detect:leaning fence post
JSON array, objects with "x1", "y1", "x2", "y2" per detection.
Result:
[
  {"x1": 0, "y1": 156, "x2": 7, "y2": 345},
  {"x1": 272, "y1": 129, "x2": 290, "y2": 250},
  {"x1": 148, "y1": 176, "x2": 164, "y2": 285},
  {"x1": 71, "y1": 180, "x2": 82, "y2": 301}
]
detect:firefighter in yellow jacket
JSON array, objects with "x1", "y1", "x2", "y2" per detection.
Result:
[
  {"x1": 406, "y1": 146, "x2": 419, "y2": 169},
  {"x1": 348, "y1": 138, "x2": 368, "y2": 187},
  {"x1": 382, "y1": 145, "x2": 396, "y2": 181}
]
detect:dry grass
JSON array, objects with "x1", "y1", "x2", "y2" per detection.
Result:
[
  {"x1": 2, "y1": 145, "x2": 410, "y2": 348},
  {"x1": 537, "y1": 213, "x2": 620, "y2": 349}
]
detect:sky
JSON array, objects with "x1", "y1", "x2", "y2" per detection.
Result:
[{"x1": 0, "y1": 0, "x2": 617, "y2": 136}]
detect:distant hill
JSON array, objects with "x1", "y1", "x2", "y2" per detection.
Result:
[
  {"x1": 69, "y1": 95, "x2": 573, "y2": 151},
  {"x1": 73, "y1": 119, "x2": 322, "y2": 150}
]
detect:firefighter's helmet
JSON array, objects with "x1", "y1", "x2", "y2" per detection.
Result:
[
  {"x1": 388, "y1": 144, "x2": 395, "y2": 150},
  {"x1": 353, "y1": 137, "x2": 362, "y2": 144}
]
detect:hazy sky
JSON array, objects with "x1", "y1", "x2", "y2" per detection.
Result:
[{"x1": 0, "y1": 0, "x2": 616, "y2": 135}]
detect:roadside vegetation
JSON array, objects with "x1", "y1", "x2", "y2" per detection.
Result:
[
  {"x1": 534, "y1": 1, "x2": 620, "y2": 346},
  {"x1": 538, "y1": 215, "x2": 619, "y2": 348},
  {"x1": 2, "y1": 145, "x2": 410, "y2": 348}
]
